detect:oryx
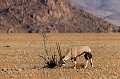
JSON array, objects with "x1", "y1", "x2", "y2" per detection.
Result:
[{"x1": 62, "y1": 45, "x2": 93, "y2": 69}]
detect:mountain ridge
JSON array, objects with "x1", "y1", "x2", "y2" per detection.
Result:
[{"x1": 0, "y1": 0, "x2": 118, "y2": 33}]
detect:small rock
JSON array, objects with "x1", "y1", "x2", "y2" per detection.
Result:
[
  {"x1": 2, "y1": 68, "x2": 8, "y2": 72},
  {"x1": 16, "y1": 68, "x2": 22, "y2": 71}
]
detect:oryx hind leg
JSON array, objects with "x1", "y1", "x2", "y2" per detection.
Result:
[
  {"x1": 90, "y1": 58, "x2": 93, "y2": 68},
  {"x1": 84, "y1": 52, "x2": 93, "y2": 68},
  {"x1": 84, "y1": 53, "x2": 89, "y2": 68},
  {"x1": 89, "y1": 53, "x2": 93, "y2": 68}
]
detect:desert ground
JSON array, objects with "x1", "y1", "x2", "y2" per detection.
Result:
[{"x1": 0, "y1": 33, "x2": 120, "y2": 79}]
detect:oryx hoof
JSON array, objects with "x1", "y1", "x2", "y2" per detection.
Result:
[{"x1": 74, "y1": 65, "x2": 76, "y2": 69}]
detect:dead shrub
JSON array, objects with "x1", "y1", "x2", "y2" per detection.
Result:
[{"x1": 39, "y1": 33, "x2": 63, "y2": 68}]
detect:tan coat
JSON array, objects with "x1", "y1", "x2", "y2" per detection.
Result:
[{"x1": 64, "y1": 45, "x2": 91, "y2": 60}]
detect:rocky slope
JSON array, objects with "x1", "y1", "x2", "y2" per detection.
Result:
[{"x1": 0, "y1": 0, "x2": 118, "y2": 33}]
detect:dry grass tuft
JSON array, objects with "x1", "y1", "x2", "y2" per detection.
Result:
[{"x1": 46, "y1": 55, "x2": 57, "y2": 68}]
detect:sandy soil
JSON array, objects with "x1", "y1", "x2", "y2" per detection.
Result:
[{"x1": 0, "y1": 33, "x2": 120, "y2": 79}]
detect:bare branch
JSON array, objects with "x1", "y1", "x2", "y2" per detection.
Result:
[
  {"x1": 40, "y1": 33, "x2": 58, "y2": 68},
  {"x1": 38, "y1": 55, "x2": 47, "y2": 63},
  {"x1": 56, "y1": 41, "x2": 63, "y2": 65},
  {"x1": 42, "y1": 32, "x2": 48, "y2": 56}
]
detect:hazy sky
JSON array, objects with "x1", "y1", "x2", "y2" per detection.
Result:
[
  {"x1": 69, "y1": 0, "x2": 120, "y2": 25},
  {"x1": 69, "y1": 0, "x2": 120, "y2": 10}
]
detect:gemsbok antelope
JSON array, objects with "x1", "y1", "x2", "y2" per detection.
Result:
[{"x1": 62, "y1": 45, "x2": 93, "y2": 69}]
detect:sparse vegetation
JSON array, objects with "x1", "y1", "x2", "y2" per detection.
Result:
[{"x1": 40, "y1": 33, "x2": 63, "y2": 68}]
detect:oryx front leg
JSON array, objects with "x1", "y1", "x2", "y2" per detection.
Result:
[{"x1": 73, "y1": 57, "x2": 77, "y2": 69}]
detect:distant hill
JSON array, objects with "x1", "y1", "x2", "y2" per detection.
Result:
[
  {"x1": 0, "y1": 0, "x2": 118, "y2": 33},
  {"x1": 69, "y1": 0, "x2": 120, "y2": 26},
  {"x1": 104, "y1": 13, "x2": 120, "y2": 20}
]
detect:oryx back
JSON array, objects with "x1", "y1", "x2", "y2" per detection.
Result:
[
  {"x1": 77, "y1": 45, "x2": 91, "y2": 56},
  {"x1": 64, "y1": 45, "x2": 91, "y2": 60}
]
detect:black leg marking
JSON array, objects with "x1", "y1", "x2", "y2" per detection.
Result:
[
  {"x1": 73, "y1": 57, "x2": 77, "y2": 69},
  {"x1": 71, "y1": 57, "x2": 73, "y2": 60},
  {"x1": 74, "y1": 57, "x2": 76, "y2": 61},
  {"x1": 84, "y1": 54, "x2": 89, "y2": 60},
  {"x1": 84, "y1": 52, "x2": 92, "y2": 60},
  {"x1": 88, "y1": 53, "x2": 92, "y2": 59}
]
